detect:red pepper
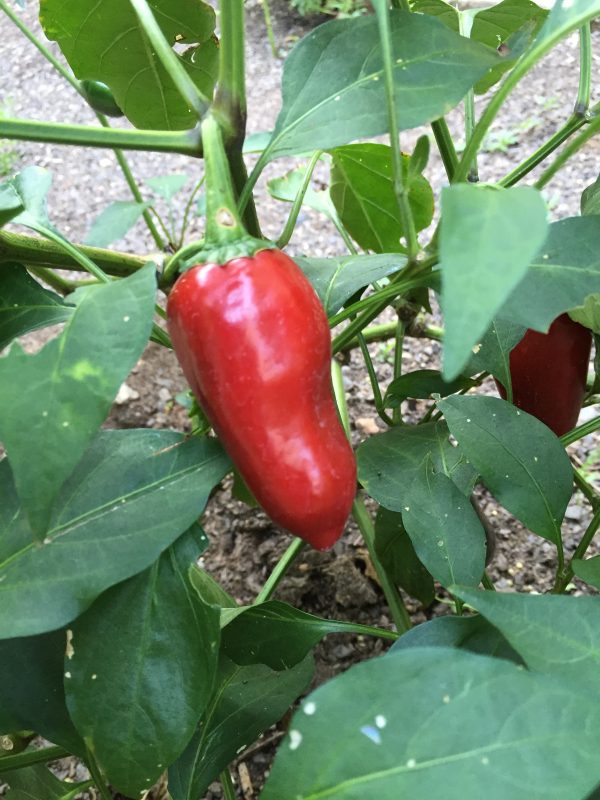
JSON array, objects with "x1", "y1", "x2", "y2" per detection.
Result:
[
  {"x1": 167, "y1": 248, "x2": 357, "y2": 550},
  {"x1": 495, "y1": 313, "x2": 592, "y2": 436}
]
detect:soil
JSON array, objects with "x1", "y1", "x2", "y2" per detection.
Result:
[{"x1": 1, "y1": 1, "x2": 600, "y2": 798}]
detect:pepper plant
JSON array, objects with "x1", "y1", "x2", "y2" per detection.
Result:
[{"x1": 1, "y1": 0, "x2": 600, "y2": 798}]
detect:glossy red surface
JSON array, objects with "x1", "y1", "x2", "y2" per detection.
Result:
[
  {"x1": 167, "y1": 248, "x2": 357, "y2": 549},
  {"x1": 495, "y1": 313, "x2": 592, "y2": 436}
]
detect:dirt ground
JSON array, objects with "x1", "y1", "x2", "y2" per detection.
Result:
[{"x1": 1, "y1": 1, "x2": 600, "y2": 798}]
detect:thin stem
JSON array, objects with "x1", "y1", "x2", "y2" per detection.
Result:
[
  {"x1": 150, "y1": 206, "x2": 176, "y2": 249},
  {"x1": 575, "y1": 22, "x2": 592, "y2": 116},
  {"x1": 0, "y1": 745, "x2": 69, "y2": 774},
  {"x1": 574, "y1": 467, "x2": 600, "y2": 511},
  {"x1": 331, "y1": 359, "x2": 351, "y2": 435},
  {"x1": 254, "y1": 538, "x2": 306, "y2": 604},
  {"x1": 561, "y1": 415, "x2": 600, "y2": 448},
  {"x1": 238, "y1": 148, "x2": 270, "y2": 216},
  {"x1": 459, "y1": 11, "x2": 478, "y2": 182},
  {"x1": 220, "y1": 769, "x2": 237, "y2": 800},
  {"x1": 481, "y1": 571, "x2": 496, "y2": 591},
  {"x1": 392, "y1": 316, "x2": 405, "y2": 424},
  {"x1": 276, "y1": 150, "x2": 322, "y2": 248},
  {"x1": 373, "y1": 0, "x2": 418, "y2": 259},
  {"x1": 113, "y1": 148, "x2": 164, "y2": 249},
  {"x1": 129, "y1": 0, "x2": 209, "y2": 119},
  {"x1": 352, "y1": 495, "x2": 412, "y2": 634},
  {"x1": 535, "y1": 115, "x2": 600, "y2": 190},
  {"x1": 261, "y1": 0, "x2": 279, "y2": 58},
  {"x1": 28, "y1": 266, "x2": 99, "y2": 295},
  {"x1": 85, "y1": 748, "x2": 112, "y2": 800},
  {"x1": 34, "y1": 227, "x2": 109, "y2": 283},
  {"x1": 499, "y1": 114, "x2": 586, "y2": 187},
  {"x1": 556, "y1": 506, "x2": 600, "y2": 592},
  {"x1": 430, "y1": 118, "x2": 459, "y2": 182},
  {"x1": 0, "y1": 117, "x2": 202, "y2": 155},
  {"x1": 0, "y1": 230, "x2": 148, "y2": 275},
  {"x1": 356, "y1": 334, "x2": 395, "y2": 427},
  {"x1": 178, "y1": 177, "x2": 205, "y2": 248}
]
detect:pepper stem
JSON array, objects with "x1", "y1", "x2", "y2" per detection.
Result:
[{"x1": 196, "y1": 114, "x2": 269, "y2": 266}]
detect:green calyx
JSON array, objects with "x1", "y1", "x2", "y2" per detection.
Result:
[{"x1": 181, "y1": 237, "x2": 275, "y2": 270}]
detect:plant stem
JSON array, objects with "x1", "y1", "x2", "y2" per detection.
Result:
[
  {"x1": 0, "y1": 745, "x2": 69, "y2": 774},
  {"x1": 0, "y1": 230, "x2": 148, "y2": 275},
  {"x1": 178, "y1": 177, "x2": 205, "y2": 247},
  {"x1": 555, "y1": 506, "x2": 600, "y2": 593},
  {"x1": 254, "y1": 538, "x2": 306, "y2": 604},
  {"x1": 276, "y1": 150, "x2": 322, "y2": 248},
  {"x1": 459, "y1": 11, "x2": 478, "y2": 183},
  {"x1": 574, "y1": 467, "x2": 600, "y2": 511},
  {"x1": 0, "y1": 117, "x2": 202, "y2": 155},
  {"x1": 392, "y1": 316, "x2": 405, "y2": 424},
  {"x1": 498, "y1": 113, "x2": 587, "y2": 187},
  {"x1": 129, "y1": 0, "x2": 209, "y2": 119},
  {"x1": 113, "y1": 148, "x2": 164, "y2": 249},
  {"x1": 331, "y1": 359, "x2": 350, "y2": 434},
  {"x1": 561, "y1": 415, "x2": 600, "y2": 447},
  {"x1": 352, "y1": 495, "x2": 412, "y2": 634},
  {"x1": 535, "y1": 114, "x2": 600, "y2": 190},
  {"x1": 575, "y1": 22, "x2": 592, "y2": 116},
  {"x1": 481, "y1": 571, "x2": 496, "y2": 591},
  {"x1": 85, "y1": 748, "x2": 112, "y2": 800},
  {"x1": 220, "y1": 769, "x2": 237, "y2": 800},
  {"x1": 372, "y1": 0, "x2": 418, "y2": 259},
  {"x1": 431, "y1": 118, "x2": 459, "y2": 182},
  {"x1": 356, "y1": 334, "x2": 394, "y2": 427},
  {"x1": 27, "y1": 266, "x2": 99, "y2": 295},
  {"x1": 261, "y1": 0, "x2": 279, "y2": 58}
]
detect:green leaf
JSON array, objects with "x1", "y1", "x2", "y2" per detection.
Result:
[
  {"x1": 0, "y1": 265, "x2": 156, "y2": 536},
  {"x1": 568, "y1": 294, "x2": 600, "y2": 334},
  {"x1": 39, "y1": 0, "x2": 218, "y2": 130},
  {"x1": 535, "y1": 0, "x2": 600, "y2": 48},
  {"x1": 581, "y1": 174, "x2": 600, "y2": 216},
  {"x1": 0, "y1": 429, "x2": 230, "y2": 638},
  {"x1": 267, "y1": 11, "x2": 499, "y2": 159},
  {"x1": 168, "y1": 654, "x2": 313, "y2": 800},
  {"x1": 261, "y1": 647, "x2": 600, "y2": 799},
  {"x1": 4, "y1": 765, "x2": 85, "y2": 800},
  {"x1": 268, "y1": 167, "x2": 338, "y2": 220},
  {"x1": 0, "y1": 630, "x2": 83, "y2": 755},
  {"x1": 572, "y1": 556, "x2": 600, "y2": 589},
  {"x1": 453, "y1": 588, "x2": 600, "y2": 691},
  {"x1": 384, "y1": 369, "x2": 476, "y2": 409},
  {"x1": 390, "y1": 614, "x2": 522, "y2": 663},
  {"x1": 146, "y1": 174, "x2": 190, "y2": 202},
  {"x1": 467, "y1": 318, "x2": 527, "y2": 392},
  {"x1": 401, "y1": 460, "x2": 486, "y2": 588},
  {"x1": 471, "y1": 0, "x2": 547, "y2": 93},
  {"x1": 65, "y1": 526, "x2": 220, "y2": 797},
  {"x1": 296, "y1": 254, "x2": 405, "y2": 316},
  {"x1": 440, "y1": 184, "x2": 548, "y2": 379},
  {"x1": 189, "y1": 564, "x2": 238, "y2": 609},
  {"x1": 329, "y1": 144, "x2": 434, "y2": 252},
  {"x1": 438, "y1": 395, "x2": 572, "y2": 543},
  {"x1": 499, "y1": 217, "x2": 600, "y2": 331},
  {"x1": 0, "y1": 263, "x2": 73, "y2": 351},
  {"x1": 410, "y1": 0, "x2": 459, "y2": 32},
  {"x1": 220, "y1": 600, "x2": 382, "y2": 671},
  {"x1": 7, "y1": 167, "x2": 53, "y2": 230},
  {"x1": 0, "y1": 183, "x2": 23, "y2": 226},
  {"x1": 357, "y1": 421, "x2": 477, "y2": 513},
  {"x1": 84, "y1": 201, "x2": 149, "y2": 248},
  {"x1": 374, "y1": 507, "x2": 434, "y2": 606}
]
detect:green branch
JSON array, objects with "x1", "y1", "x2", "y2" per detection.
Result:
[{"x1": 0, "y1": 117, "x2": 202, "y2": 155}]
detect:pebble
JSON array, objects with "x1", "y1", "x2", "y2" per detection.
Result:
[{"x1": 114, "y1": 382, "x2": 140, "y2": 405}]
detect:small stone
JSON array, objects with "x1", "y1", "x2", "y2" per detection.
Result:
[
  {"x1": 115, "y1": 382, "x2": 140, "y2": 405},
  {"x1": 355, "y1": 417, "x2": 380, "y2": 435},
  {"x1": 565, "y1": 503, "x2": 584, "y2": 521}
]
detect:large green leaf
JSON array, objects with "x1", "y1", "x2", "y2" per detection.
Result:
[
  {"x1": 467, "y1": 317, "x2": 527, "y2": 392},
  {"x1": 390, "y1": 614, "x2": 522, "y2": 663},
  {"x1": 262, "y1": 647, "x2": 600, "y2": 799},
  {"x1": 499, "y1": 217, "x2": 600, "y2": 331},
  {"x1": 65, "y1": 527, "x2": 220, "y2": 797},
  {"x1": 0, "y1": 265, "x2": 156, "y2": 536},
  {"x1": 266, "y1": 11, "x2": 498, "y2": 159},
  {"x1": 330, "y1": 144, "x2": 434, "y2": 253},
  {"x1": 0, "y1": 629, "x2": 83, "y2": 755},
  {"x1": 374, "y1": 507, "x2": 434, "y2": 606},
  {"x1": 440, "y1": 184, "x2": 548, "y2": 379},
  {"x1": 401, "y1": 460, "x2": 486, "y2": 588},
  {"x1": 535, "y1": 0, "x2": 600, "y2": 47},
  {"x1": 0, "y1": 430, "x2": 230, "y2": 638},
  {"x1": 39, "y1": 0, "x2": 218, "y2": 130},
  {"x1": 296, "y1": 254, "x2": 405, "y2": 316},
  {"x1": 220, "y1": 601, "x2": 385, "y2": 671},
  {"x1": 438, "y1": 395, "x2": 572, "y2": 543},
  {"x1": 357, "y1": 421, "x2": 477, "y2": 512},
  {"x1": 168, "y1": 655, "x2": 313, "y2": 800},
  {"x1": 454, "y1": 588, "x2": 600, "y2": 692},
  {"x1": 0, "y1": 263, "x2": 73, "y2": 351},
  {"x1": 3, "y1": 765, "x2": 88, "y2": 800},
  {"x1": 572, "y1": 556, "x2": 600, "y2": 590}
]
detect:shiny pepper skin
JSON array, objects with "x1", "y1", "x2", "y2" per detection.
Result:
[
  {"x1": 167, "y1": 248, "x2": 357, "y2": 550},
  {"x1": 495, "y1": 313, "x2": 592, "y2": 437}
]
